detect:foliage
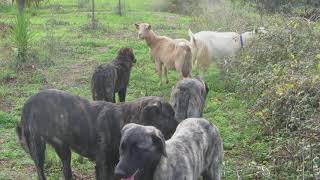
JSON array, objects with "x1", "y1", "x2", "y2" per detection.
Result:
[
  {"x1": 152, "y1": 0, "x2": 215, "y2": 15},
  {"x1": 1, "y1": 0, "x2": 319, "y2": 178},
  {"x1": 242, "y1": 0, "x2": 319, "y2": 11},
  {"x1": 224, "y1": 16, "x2": 320, "y2": 177},
  {"x1": 0, "y1": 111, "x2": 18, "y2": 128},
  {"x1": 10, "y1": 12, "x2": 34, "y2": 67}
]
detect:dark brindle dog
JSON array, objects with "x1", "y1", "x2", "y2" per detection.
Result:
[
  {"x1": 16, "y1": 89, "x2": 177, "y2": 180},
  {"x1": 91, "y1": 47, "x2": 136, "y2": 102},
  {"x1": 115, "y1": 118, "x2": 223, "y2": 180},
  {"x1": 170, "y1": 77, "x2": 209, "y2": 122}
]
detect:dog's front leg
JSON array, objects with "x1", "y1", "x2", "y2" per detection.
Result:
[{"x1": 95, "y1": 149, "x2": 117, "y2": 180}]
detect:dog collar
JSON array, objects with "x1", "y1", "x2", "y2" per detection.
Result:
[{"x1": 240, "y1": 34, "x2": 244, "y2": 48}]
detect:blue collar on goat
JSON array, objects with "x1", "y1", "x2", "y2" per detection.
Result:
[{"x1": 240, "y1": 34, "x2": 244, "y2": 48}]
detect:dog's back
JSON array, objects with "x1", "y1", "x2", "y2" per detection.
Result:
[
  {"x1": 17, "y1": 89, "x2": 103, "y2": 157},
  {"x1": 92, "y1": 63, "x2": 117, "y2": 101},
  {"x1": 155, "y1": 118, "x2": 223, "y2": 180}
]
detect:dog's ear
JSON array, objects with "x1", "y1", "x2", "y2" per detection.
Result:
[
  {"x1": 204, "y1": 82, "x2": 209, "y2": 94},
  {"x1": 147, "y1": 24, "x2": 151, "y2": 30},
  {"x1": 151, "y1": 130, "x2": 167, "y2": 157},
  {"x1": 121, "y1": 123, "x2": 136, "y2": 135},
  {"x1": 135, "y1": 23, "x2": 139, "y2": 29},
  {"x1": 161, "y1": 102, "x2": 175, "y2": 118}
]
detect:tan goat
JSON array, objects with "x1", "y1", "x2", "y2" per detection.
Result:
[{"x1": 135, "y1": 23, "x2": 192, "y2": 84}]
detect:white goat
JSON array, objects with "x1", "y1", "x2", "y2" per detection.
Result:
[
  {"x1": 189, "y1": 27, "x2": 267, "y2": 74},
  {"x1": 135, "y1": 23, "x2": 192, "y2": 85}
]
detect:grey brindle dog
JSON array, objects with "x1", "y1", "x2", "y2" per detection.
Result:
[
  {"x1": 16, "y1": 89, "x2": 177, "y2": 180},
  {"x1": 91, "y1": 47, "x2": 136, "y2": 102},
  {"x1": 115, "y1": 118, "x2": 223, "y2": 180},
  {"x1": 170, "y1": 77, "x2": 209, "y2": 122}
]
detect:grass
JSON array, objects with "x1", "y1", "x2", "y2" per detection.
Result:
[{"x1": 0, "y1": 0, "x2": 267, "y2": 179}]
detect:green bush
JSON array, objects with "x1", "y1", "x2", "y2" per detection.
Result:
[
  {"x1": 11, "y1": 12, "x2": 34, "y2": 67},
  {"x1": 224, "y1": 17, "x2": 320, "y2": 177}
]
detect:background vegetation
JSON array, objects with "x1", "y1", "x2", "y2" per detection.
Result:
[{"x1": 0, "y1": 0, "x2": 319, "y2": 179}]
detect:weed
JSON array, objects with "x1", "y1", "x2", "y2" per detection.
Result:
[{"x1": 10, "y1": 12, "x2": 35, "y2": 67}]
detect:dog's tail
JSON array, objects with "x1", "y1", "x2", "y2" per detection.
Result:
[
  {"x1": 91, "y1": 67, "x2": 115, "y2": 101},
  {"x1": 91, "y1": 70, "x2": 105, "y2": 101}
]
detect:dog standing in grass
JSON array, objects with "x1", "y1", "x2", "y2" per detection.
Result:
[
  {"x1": 170, "y1": 77, "x2": 209, "y2": 122},
  {"x1": 91, "y1": 47, "x2": 136, "y2": 102}
]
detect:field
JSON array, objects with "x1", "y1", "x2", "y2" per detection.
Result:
[{"x1": 0, "y1": 0, "x2": 318, "y2": 179}]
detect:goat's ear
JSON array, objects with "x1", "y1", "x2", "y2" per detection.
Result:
[
  {"x1": 151, "y1": 130, "x2": 167, "y2": 157},
  {"x1": 134, "y1": 23, "x2": 139, "y2": 29},
  {"x1": 147, "y1": 24, "x2": 151, "y2": 30}
]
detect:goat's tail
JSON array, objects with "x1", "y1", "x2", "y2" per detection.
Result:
[
  {"x1": 181, "y1": 44, "x2": 192, "y2": 78},
  {"x1": 188, "y1": 29, "x2": 194, "y2": 42}
]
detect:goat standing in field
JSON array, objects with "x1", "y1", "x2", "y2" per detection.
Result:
[
  {"x1": 135, "y1": 23, "x2": 192, "y2": 85},
  {"x1": 189, "y1": 27, "x2": 267, "y2": 75}
]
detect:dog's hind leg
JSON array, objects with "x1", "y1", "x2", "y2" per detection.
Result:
[
  {"x1": 29, "y1": 135, "x2": 46, "y2": 180},
  {"x1": 51, "y1": 142, "x2": 72, "y2": 180},
  {"x1": 118, "y1": 88, "x2": 127, "y2": 102}
]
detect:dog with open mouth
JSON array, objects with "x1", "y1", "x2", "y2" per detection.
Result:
[{"x1": 115, "y1": 118, "x2": 223, "y2": 180}]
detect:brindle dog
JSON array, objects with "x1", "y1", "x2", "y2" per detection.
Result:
[
  {"x1": 16, "y1": 89, "x2": 177, "y2": 180},
  {"x1": 91, "y1": 47, "x2": 136, "y2": 102}
]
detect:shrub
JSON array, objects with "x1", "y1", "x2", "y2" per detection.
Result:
[
  {"x1": 11, "y1": 12, "x2": 34, "y2": 67},
  {"x1": 224, "y1": 16, "x2": 320, "y2": 177}
]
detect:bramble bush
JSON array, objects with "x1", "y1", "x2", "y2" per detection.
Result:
[{"x1": 225, "y1": 16, "x2": 320, "y2": 178}]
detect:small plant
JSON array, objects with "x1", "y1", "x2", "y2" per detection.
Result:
[
  {"x1": 11, "y1": 12, "x2": 34, "y2": 68},
  {"x1": 0, "y1": 111, "x2": 17, "y2": 128}
]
